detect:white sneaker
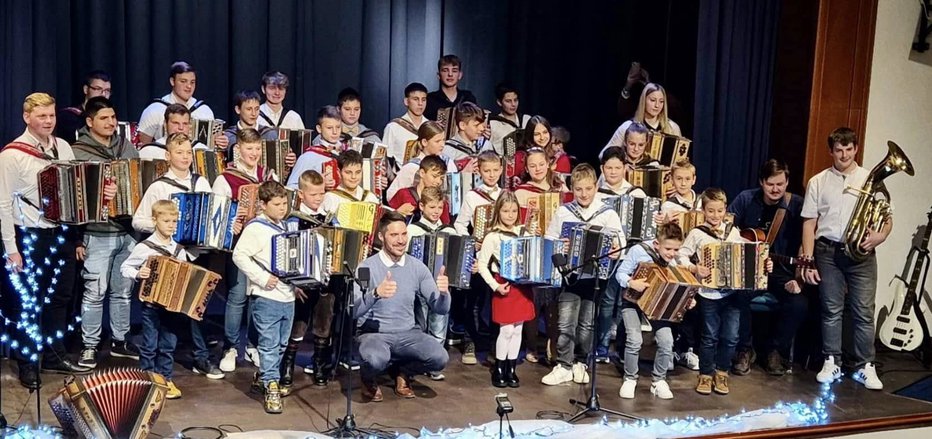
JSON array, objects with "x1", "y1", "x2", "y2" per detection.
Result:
[
  {"x1": 541, "y1": 365, "x2": 574, "y2": 386},
  {"x1": 684, "y1": 349, "x2": 700, "y2": 371},
  {"x1": 572, "y1": 362, "x2": 590, "y2": 384},
  {"x1": 651, "y1": 380, "x2": 674, "y2": 399},
  {"x1": 619, "y1": 379, "x2": 637, "y2": 399},
  {"x1": 816, "y1": 356, "x2": 842, "y2": 383},
  {"x1": 219, "y1": 348, "x2": 237, "y2": 373},
  {"x1": 245, "y1": 347, "x2": 261, "y2": 368},
  {"x1": 852, "y1": 362, "x2": 883, "y2": 390}
]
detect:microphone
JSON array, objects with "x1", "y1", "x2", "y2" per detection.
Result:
[
  {"x1": 551, "y1": 253, "x2": 569, "y2": 277},
  {"x1": 343, "y1": 262, "x2": 370, "y2": 290}
]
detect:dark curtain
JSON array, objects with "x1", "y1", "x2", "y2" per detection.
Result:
[{"x1": 693, "y1": 0, "x2": 781, "y2": 195}]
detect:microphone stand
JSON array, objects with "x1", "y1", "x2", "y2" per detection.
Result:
[{"x1": 552, "y1": 248, "x2": 640, "y2": 422}]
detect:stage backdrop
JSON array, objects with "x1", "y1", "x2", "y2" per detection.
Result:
[{"x1": 1, "y1": 0, "x2": 781, "y2": 197}]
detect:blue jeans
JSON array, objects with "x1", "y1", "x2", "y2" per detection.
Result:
[
  {"x1": 140, "y1": 304, "x2": 180, "y2": 380},
  {"x1": 596, "y1": 278, "x2": 624, "y2": 349},
  {"x1": 620, "y1": 305, "x2": 673, "y2": 381},
  {"x1": 415, "y1": 295, "x2": 449, "y2": 343},
  {"x1": 251, "y1": 296, "x2": 295, "y2": 384},
  {"x1": 357, "y1": 329, "x2": 449, "y2": 382},
  {"x1": 556, "y1": 292, "x2": 595, "y2": 368},
  {"x1": 223, "y1": 259, "x2": 251, "y2": 349},
  {"x1": 81, "y1": 233, "x2": 136, "y2": 346},
  {"x1": 815, "y1": 239, "x2": 877, "y2": 367},
  {"x1": 698, "y1": 293, "x2": 742, "y2": 375}
]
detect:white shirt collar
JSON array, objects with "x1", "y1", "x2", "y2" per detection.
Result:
[
  {"x1": 299, "y1": 202, "x2": 324, "y2": 216},
  {"x1": 237, "y1": 120, "x2": 259, "y2": 131},
  {"x1": 601, "y1": 179, "x2": 632, "y2": 193},
  {"x1": 418, "y1": 218, "x2": 443, "y2": 229},
  {"x1": 379, "y1": 249, "x2": 406, "y2": 267},
  {"x1": 22, "y1": 129, "x2": 56, "y2": 151}
]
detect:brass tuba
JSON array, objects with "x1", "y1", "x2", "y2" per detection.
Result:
[{"x1": 843, "y1": 141, "x2": 915, "y2": 261}]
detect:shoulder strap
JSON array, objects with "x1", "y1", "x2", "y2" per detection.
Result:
[
  {"x1": 247, "y1": 217, "x2": 288, "y2": 233},
  {"x1": 445, "y1": 138, "x2": 474, "y2": 155},
  {"x1": 72, "y1": 141, "x2": 118, "y2": 160},
  {"x1": 411, "y1": 221, "x2": 434, "y2": 234},
  {"x1": 624, "y1": 185, "x2": 643, "y2": 195},
  {"x1": 3, "y1": 142, "x2": 54, "y2": 160},
  {"x1": 565, "y1": 201, "x2": 612, "y2": 223},
  {"x1": 407, "y1": 187, "x2": 420, "y2": 204},
  {"x1": 63, "y1": 106, "x2": 83, "y2": 116},
  {"x1": 597, "y1": 187, "x2": 618, "y2": 196},
  {"x1": 488, "y1": 114, "x2": 520, "y2": 129},
  {"x1": 140, "y1": 240, "x2": 174, "y2": 257},
  {"x1": 638, "y1": 242, "x2": 667, "y2": 267},
  {"x1": 471, "y1": 187, "x2": 495, "y2": 202},
  {"x1": 392, "y1": 118, "x2": 419, "y2": 136},
  {"x1": 259, "y1": 109, "x2": 286, "y2": 128},
  {"x1": 151, "y1": 98, "x2": 171, "y2": 106},
  {"x1": 155, "y1": 176, "x2": 193, "y2": 192},
  {"x1": 331, "y1": 188, "x2": 362, "y2": 202},
  {"x1": 695, "y1": 225, "x2": 723, "y2": 241},
  {"x1": 765, "y1": 193, "x2": 792, "y2": 245},
  {"x1": 190, "y1": 100, "x2": 205, "y2": 112},
  {"x1": 223, "y1": 167, "x2": 259, "y2": 184}
]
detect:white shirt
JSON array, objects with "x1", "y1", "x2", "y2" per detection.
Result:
[
  {"x1": 544, "y1": 200, "x2": 626, "y2": 249},
  {"x1": 138, "y1": 93, "x2": 215, "y2": 139},
  {"x1": 386, "y1": 154, "x2": 458, "y2": 200},
  {"x1": 0, "y1": 130, "x2": 75, "y2": 254},
  {"x1": 489, "y1": 113, "x2": 530, "y2": 155},
  {"x1": 477, "y1": 225, "x2": 524, "y2": 291},
  {"x1": 600, "y1": 119, "x2": 682, "y2": 158},
  {"x1": 801, "y1": 165, "x2": 870, "y2": 242},
  {"x1": 321, "y1": 185, "x2": 380, "y2": 216},
  {"x1": 594, "y1": 180, "x2": 647, "y2": 203},
  {"x1": 232, "y1": 214, "x2": 296, "y2": 302},
  {"x1": 132, "y1": 169, "x2": 213, "y2": 233},
  {"x1": 258, "y1": 103, "x2": 305, "y2": 130},
  {"x1": 120, "y1": 234, "x2": 194, "y2": 280},
  {"x1": 378, "y1": 249, "x2": 407, "y2": 267},
  {"x1": 676, "y1": 222, "x2": 745, "y2": 299},
  {"x1": 443, "y1": 133, "x2": 492, "y2": 165},
  {"x1": 453, "y1": 184, "x2": 502, "y2": 235},
  {"x1": 382, "y1": 112, "x2": 425, "y2": 164},
  {"x1": 406, "y1": 219, "x2": 455, "y2": 252},
  {"x1": 286, "y1": 149, "x2": 335, "y2": 189}
]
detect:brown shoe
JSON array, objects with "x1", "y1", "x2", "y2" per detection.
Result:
[
  {"x1": 714, "y1": 370, "x2": 730, "y2": 395},
  {"x1": 765, "y1": 351, "x2": 786, "y2": 376},
  {"x1": 394, "y1": 375, "x2": 416, "y2": 399},
  {"x1": 696, "y1": 374, "x2": 713, "y2": 395},
  {"x1": 361, "y1": 380, "x2": 383, "y2": 402},
  {"x1": 732, "y1": 350, "x2": 751, "y2": 376}
]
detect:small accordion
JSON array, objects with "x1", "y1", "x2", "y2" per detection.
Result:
[
  {"x1": 49, "y1": 368, "x2": 169, "y2": 439},
  {"x1": 262, "y1": 138, "x2": 292, "y2": 181},
  {"x1": 316, "y1": 227, "x2": 369, "y2": 275},
  {"x1": 193, "y1": 148, "x2": 226, "y2": 185},
  {"x1": 499, "y1": 236, "x2": 564, "y2": 288},
  {"x1": 502, "y1": 130, "x2": 524, "y2": 157},
  {"x1": 361, "y1": 157, "x2": 386, "y2": 200},
  {"x1": 279, "y1": 128, "x2": 315, "y2": 156},
  {"x1": 349, "y1": 138, "x2": 388, "y2": 159},
  {"x1": 699, "y1": 242, "x2": 769, "y2": 290},
  {"x1": 446, "y1": 173, "x2": 483, "y2": 217},
  {"x1": 171, "y1": 192, "x2": 239, "y2": 251},
  {"x1": 561, "y1": 223, "x2": 620, "y2": 280},
  {"x1": 674, "y1": 211, "x2": 736, "y2": 234},
  {"x1": 236, "y1": 183, "x2": 261, "y2": 221},
  {"x1": 403, "y1": 139, "x2": 419, "y2": 164},
  {"x1": 409, "y1": 233, "x2": 476, "y2": 289},
  {"x1": 189, "y1": 118, "x2": 225, "y2": 148},
  {"x1": 138, "y1": 255, "x2": 221, "y2": 320},
  {"x1": 607, "y1": 194, "x2": 662, "y2": 241},
  {"x1": 39, "y1": 161, "x2": 111, "y2": 224},
  {"x1": 272, "y1": 229, "x2": 331, "y2": 287},
  {"x1": 523, "y1": 192, "x2": 562, "y2": 236},
  {"x1": 623, "y1": 263, "x2": 701, "y2": 322},
  {"x1": 646, "y1": 132, "x2": 692, "y2": 168},
  {"x1": 628, "y1": 167, "x2": 669, "y2": 200},
  {"x1": 110, "y1": 159, "x2": 171, "y2": 218},
  {"x1": 472, "y1": 204, "x2": 495, "y2": 242}
]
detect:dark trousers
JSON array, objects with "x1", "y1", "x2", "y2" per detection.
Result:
[
  {"x1": 290, "y1": 287, "x2": 336, "y2": 343},
  {"x1": 737, "y1": 286, "x2": 809, "y2": 358},
  {"x1": 698, "y1": 293, "x2": 742, "y2": 375}
]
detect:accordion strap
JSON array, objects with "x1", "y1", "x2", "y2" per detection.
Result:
[
  {"x1": 566, "y1": 201, "x2": 611, "y2": 223},
  {"x1": 4, "y1": 141, "x2": 56, "y2": 160},
  {"x1": 488, "y1": 114, "x2": 521, "y2": 129},
  {"x1": 639, "y1": 242, "x2": 668, "y2": 267},
  {"x1": 445, "y1": 138, "x2": 475, "y2": 156},
  {"x1": 155, "y1": 174, "x2": 201, "y2": 192},
  {"x1": 406, "y1": 187, "x2": 420, "y2": 205},
  {"x1": 472, "y1": 188, "x2": 495, "y2": 203},
  {"x1": 392, "y1": 117, "x2": 419, "y2": 136},
  {"x1": 695, "y1": 223, "x2": 734, "y2": 242},
  {"x1": 259, "y1": 109, "x2": 286, "y2": 128},
  {"x1": 247, "y1": 217, "x2": 288, "y2": 233},
  {"x1": 411, "y1": 221, "x2": 435, "y2": 234},
  {"x1": 223, "y1": 167, "x2": 260, "y2": 184},
  {"x1": 331, "y1": 188, "x2": 368, "y2": 202},
  {"x1": 140, "y1": 240, "x2": 184, "y2": 258}
]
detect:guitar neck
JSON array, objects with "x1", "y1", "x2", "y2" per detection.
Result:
[{"x1": 901, "y1": 212, "x2": 932, "y2": 312}]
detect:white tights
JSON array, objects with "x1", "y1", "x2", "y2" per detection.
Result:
[{"x1": 495, "y1": 323, "x2": 524, "y2": 361}]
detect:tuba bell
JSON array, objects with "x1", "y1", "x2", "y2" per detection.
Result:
[{"x1": 843, "y1": 141, "x2": 915, "y2": 261}]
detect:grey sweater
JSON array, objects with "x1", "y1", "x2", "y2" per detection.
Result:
[
  {"x1": 72, "y1": 128, "x2": 139, "y2": 236},
  {"x1": 354, "y1": 251, "x2": 450, "y2": 334}
]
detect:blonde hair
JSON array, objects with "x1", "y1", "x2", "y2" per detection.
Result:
[
  {"x1": 672, "y1": 159, "x2": 696, "y2": 176},
  {"x1": 570, "y1": 163, "x2": 597, "y2": 187},
  {"x1": 491, "y1": 190, "x2": 520, "y2": 229},
  {"x1": 298, "y1": 170, "x2": 324, "y2": 190},
  {"x1": 151, "y1": 200, "x2": 179, "y2": 218},
  {"x1": 477, "y1": 150, "x2": 502, "y2": 167},
  {"x1": 700, "y1": 187, "x2": 727, "y2": 206},
  {"x1": 166, "y1": 132, "x2": 193, "y2": 152},
  {"x1": 634, "y1": 83, "x2": 676, "y2": 135},
  {"x1": 420, "y1": 186, "x2": 445, "y2": 205},
  {"x1": 23, "y1": 93, "x2": 56, "y2": 113}
]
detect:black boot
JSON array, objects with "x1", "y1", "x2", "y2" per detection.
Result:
[
  {"x1": 313, "y1": 342, "x2": 332, "y2": 386},
  {"x1": 280, "y1": 338, "x2": 300, "y2": 394},
  {"x1": 491, "y1": 360, "x2": 507, "y2": 388},
  {"x1": 506, "y1": 359, "x2": 520, "y2": 388},
  {"x1": 18, "y1": 362, "x2": 39, "y2": 390}
]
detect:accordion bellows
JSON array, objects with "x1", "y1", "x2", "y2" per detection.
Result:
[
  {"x1": 49, "y1": 368, "x2": 169, "y2": 439},
  {"x1": 316, "y1": 227, "x2": 369, "y2": 275},
  {"x1": 499, "y1": 236, "x2": 564, "y2": 288},
  {"x1": 139, "y1": 256, "x2": 221, "y2": 320},
  {"x1": 272, "y1": 229, "x2": 331, "y2": 287},
  {"x1": 39, "y1": 161, "x2": 111, "y2": 224},
  {"x1": 623, "y1": 263, "x2": 701, "y2": 322},
  {"x1": 409, "y1": 233, "x2": 476, "y2": 289},
  {"x1": 171, "y1": 192, "x2": 239, "y2": 251},
  {"x1": 472, "y1": 204, "x2": 495, "y2": 242},
  {"x1": 561, "y1": 223, "x2": 619, "y2": 280},
  {"x1": 699, "y1": 242, "x2": 769, "y2": 290}
]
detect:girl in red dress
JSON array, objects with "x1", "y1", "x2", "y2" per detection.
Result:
[{"x1": 477, "y1": 191, "x2": 533, "y2": 388}]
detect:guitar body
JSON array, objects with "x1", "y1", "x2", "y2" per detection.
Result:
[
  {"x1": 879, "y1": 275, "x2": 925, "y2": 351},
  {"x1": 740, "y1": 228, "x2": 766, "y2": 242}
]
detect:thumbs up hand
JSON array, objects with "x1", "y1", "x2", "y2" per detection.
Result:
[
  {"x1": 436, "y1": 265, "x2": 449, "y2": 293},
  {"x1": 377, "y1": 271, "x2": 397, "y2": 299}
]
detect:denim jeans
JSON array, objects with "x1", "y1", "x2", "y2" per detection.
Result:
[
  {"x1": 251, "y1": 296, "x2": 294, "y2": 384},
  {"x1": 81, "y1": 233, "x2": 136, "y2": 347},
  {"x1": 620, "y1": 305, "x2": 673, "y2": 381},
  {"x1": 556, "y1": 292, "x2": 595, "y2": 368},
  {"x1": 140, "y1": 304, "x2": 180, "y2": 380},
  {"x1": 223, "y1": 259, "x2": 250, "y2": 349},
  {"x1": 815, "y1": 239, "x2": 877, "y2": 367},
  {"x1": 357, "y1": 329, "x2": 449, "y2": 382},
  {"x1": 597, "y1": 278, "x2": 624, "y2": 349},
  {"x1": 698, "y1": 293, "x2": 742, "y2": 375},
  {"x1": 415, "y1": 295, "x2": 449, "y2": 344}
]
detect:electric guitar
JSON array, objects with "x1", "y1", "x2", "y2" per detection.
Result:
[
  {"x1": 878, "y1": 209, "x2": 932, "y2": 351},
  {"x1": 740, "y1": 228, "x2": 815, "y2": 268}
]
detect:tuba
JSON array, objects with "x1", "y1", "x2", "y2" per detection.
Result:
[{"x1": 843, "y1": 141, "x2": 914, "y2": 261}]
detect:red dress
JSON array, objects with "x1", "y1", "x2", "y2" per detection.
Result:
[{"x1": 492, "y1": 274, "x2": 535, "y2": 325}]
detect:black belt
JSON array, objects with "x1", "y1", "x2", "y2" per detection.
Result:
[{"x1": 817, "y1": 237, "x2": 845, "y2": 248}]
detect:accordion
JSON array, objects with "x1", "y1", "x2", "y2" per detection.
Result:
[
  {"x1": 607, "y1": 194, "x2": 662, "y2": 241},
  {"x1": 646, "y1": 131, "x2": 692, "y2": 168},
  {"x1": 193, "y1": 148, "x2": 226, "y2": 185},
  {"x1": 436, "y1": 107, "x2": 457, "y2": 140},
  {"x1": 403, "y1": 139, "x2": 419, "y2": 164},
  {"x1": 49, "y1": 368, "x2": 169, "y2": 439},
  {"x1": 623, "y1": 263, "x2": 701, "y2": 322},
  {"x1": 333, "y1": 201, "x2": 381, "y2": 234},
  {"x1": 272, "y1": 229, "x2": 331, "y2": 287},
  {"x1": 409, "y1": 233, "x2": 476, "y2": 289},
  {"x1": 699, "y1": 242, "x2": 769, "y2": 290},
  {"x1": 141, "y1": 158, "x2": 171, "y2": 187},
  {"x1": 502, "y1": 130, "x2": 523, "y2": 157},
  {"x1": 361, "y1": 157, "x2": 386, "y2": 200},
  {"x1": 317, "y1": 227, "x2": 368, "y2": 275},
  {"x1": 278, "y1": 128, "x2": 315, "y2": 156},
  {"x1": 472, "y1": 204, "x2": 495, "y2": 242},
  {"x1": 349, "y1": 138, "x2": 388, "y2": 159},
  {"x1": 39, "y1": 161, "x2": 111, "y2": 224},
  {"x1": 499, "y1": 236, "x2": 564, "y2": 287},
  {"x1": 628, "y1": 167, "x2": 669, "y2": 199},
  {"x1": 237, "y1": 183, "x2": 262, "y2": 221},
  {"x1": 189, "y1": 118, "x2": 225, "y2": 148},
  {"x1": 674, "y1": 211, "x2": 736, "y2": 234},
  {"x1": 108, "y1": 159, "x2": 170, "y2": 218},
  {"x1": 561, "y1": 223, "x2": 620, "y2": 280},
  {"x1": 172, "y1": 192, "x2": 239, "y2": 251},
  {"x1": 446, "y1": 173, "x2": 483, "y2": 217},
  {"x1": 139, "y1": 255, "x2": 221, "y2": 320},
  {"x1": 262, "y1": 138, "x2": 292, "y2": 181},
  {"x1": 523, "y1": 192, "x2": 562, "y2": 236}
]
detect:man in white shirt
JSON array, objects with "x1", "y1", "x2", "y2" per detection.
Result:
[
  {"x1": 138, "y1": 104, "x2": 195, "y2": 160},
  {"x1": 136, "y1": 61, "x2": 220, "y2": 146},
  {"x1": 801, "y1": 127, "x2": 890, "y2": 391},
  {"x1": 383, "y1": 83, "x2": 429, "y2": 168},
  {"x1": 258, "y1": 71, "x2": 305, "y2": 130},
  {"x1": 488, "y1": 83, "x2": 531, "y2": 156}
]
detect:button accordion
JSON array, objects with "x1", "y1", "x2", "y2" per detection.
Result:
[
  {"x1": 699, "y1": 242, "x2": 769, "y2": 290},
  {"x1": 409, "y1": 233, "x2": 476, "y2": 289},
  {"x1": 272, "y1": 228, "x2": 331, "y2": 287},
  {"x1": 523, "y1": 192, "x2": 562, "y2": 236},
  {"x1": 189, "y1": 118, "x2": 225, "y2": 148},
  {"x1": 560, "y1": 223, "x2": 620, "y2": 280},
  {"x1": 674, "y1": 211, "x2": 736, "y2": 234},
  {"x1": 628, "y1": 167, "x2": 668, "y2": 200},
  {"x1": 316, "y1": 227, "x2": 369, "y2": 275},
  {"x1": 646, "y1": 131, "x2": 692, "y2": 169},
  {"x1": 138, "y1": 255, "x2": 222, "y2": 320},
  {"x1": 49, "y1": 368, "x2": 170, "y2": 439},
  {"x1": 39, "y1": 161, "x2": 112, "y2": 224},
  {"x1": 446, "y1": 173, "x2": 483, "y2": 216},
  {"x1": 360, "y1": 156, "x2": 386, "y2": 200},
  {"x1": 109, "y1": 159, "x2": 171, "y2": 218},
  {"x1": 606, "y1": 194, "x2": 662, "y2": 241},
  {"x1": 278, "y1": 128, "x2": 315, "y2": 156},
  {"x1": 333, "y1": 201, "x2": 381, "y2": 235},
  {"x1": 193, "y1": 148, "x2": 226, "y2": 185},
  {"x1": 436, "y1": 107, "x2": 458, "y2": 140},
  {"x1": 262, "y1": 138, "x2": 292, "y2": 181},
  {"x1": 499, "y1": 236, "x2": 564, "y2": 287},
  {"x1": 623, "y1": 263, "x2": 701, "y2": 322},
  {"x1": 472, "y1": 204, "x2": 495, "y2": 242},
  {"x1": 171, "y1": 192, "x2": 239, "y2": 251}
]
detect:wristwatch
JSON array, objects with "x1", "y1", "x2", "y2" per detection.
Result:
[{"x1": 372, "y1": 286, "x2": 380, "y2": 299}]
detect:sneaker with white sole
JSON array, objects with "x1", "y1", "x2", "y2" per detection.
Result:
[
  {"x1": 245, "y1": 347, "x2": 261, "y2": 368},
  {"x1": 651, "y1": 380, "x2": 674, "y2": 399},
  {"x1": 429, "y1": 371, "x2": 445, "y2": 381},
  {"x1": 816, "y1": 356, "x2": 842, "y2": 383},
  {"x1": 852, "y1": 362, "x2": 883, "y2": 390},
  {"x1": 619, "y1": 378, "x2": 637, "y2": 399},
  {"x1": 78, "y1": 348, "x2": 98, "y2": 369},
  {"x1": 219, "y1": 348, "x2": 237, "y2": 373},
  {"x1": 674, "y1": 348, "x2": 700, "y2": 371},
  {"x1": 572, "y1": 362, "x2": 590, "y2": 384},
  {"x1": 541, "y1": 365, "x2": 574, "y2": 385}
]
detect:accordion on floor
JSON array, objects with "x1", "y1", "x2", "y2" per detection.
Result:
[
  {"x1": 171, "y1": 192, "x2": 239, "y2": 251},
  {"x1": 193, "y1": 149, "x2": 226, "y2": 185},
  {"x1": 316, "y1": 227, "x2": 369, "y2": 275},
  {"x1": 523, "y1": 192, "x2": 562, "y2": 236},
  {"x1": 606, "y1": 194, "x2": 662, "y2": 241},
  {"x1": 49, "y1": 368, "x2": 170, "y2": 439},
  {"x1": 628, "y1": 167, "x2": 669, "y2": 200},
  {"x1": 272, "y1": 229, "x2": 331, "y2": 287},
  {"x1": 499, "y1": 236, "x2": 564, "y2": 288},
  {"x1": 446, "y1": 173, "x2": 483, "y2": 217},
  {"x1": 646, "y1": 132, "x2": 692, "y2": 168},
  {"x1": 472, "y1": 204, "x2": 495, "y2": 242},
  {"x1": 138, "y1": 255, "x2": 221, "y2": 320},
  {"x1": 699, "y1": 242, "x2": 769, "y2": 290},
  {"x1": 278, "y1": 128, "x2": 315, "y2": 156},
  {"x1": 560, "y1": 223, "x2": 620, "y2": 280},
  {"x1": 623, "y1": 263, "x2": 701, "y2": 322},
  {"x1": 409, "y1": 233, "x2": 476, "y2": 289},
  {"x1": 39, "y1": 161, "x2": 111, "y2": 224},
  {"x1": 189, "y1": 118, "x2": 225, "y2": 148}
]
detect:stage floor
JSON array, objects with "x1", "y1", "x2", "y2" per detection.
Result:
[{"x1": 2, "y1": 345, "x2": 931, "y2": 436}]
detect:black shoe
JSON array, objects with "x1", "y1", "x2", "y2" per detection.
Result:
[
  {"x1": 281, "y1": 339, "x2": 299, "y2": 388},
  {"x1": 18, "y1": 364, "x2": 39, "y2": 389},
  {"x1": 313, "y1": 344, "x2": 332, "y2": 386},
  {"x1": 505, "y1": 359, "x2": 520, "y2": 388},
  {"x1": 491, "y1": 360, "x2": 507, "y2": 388},
  {"x1": 192, "y1": 360, "x2": 225, "y2": 380},
  {"x1": 42, "y1": 358, "x2": 92, "y2": 375},
  {"x1": 765, "y1": 351, "x2": 787, "y2": 376},
  {"x1": 732, "y1": 350, "x2": 751, "y2": 376},
  {"x1": 110, "y1": 340, "x2": 140, "y2": 360}
]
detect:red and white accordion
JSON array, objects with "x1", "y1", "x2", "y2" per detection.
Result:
[{"x1": 39, "y1": 161, "x2": 112, "y2": 224}]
